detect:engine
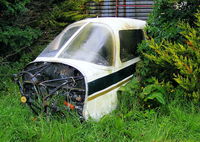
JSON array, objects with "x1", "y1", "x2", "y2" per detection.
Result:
[{"x1": 14, "y1": 62, "x2": 86, "y2": 119}]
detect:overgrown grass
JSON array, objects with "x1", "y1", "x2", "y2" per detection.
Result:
[
  {"x1": 1, "y1": 1, "x2": 199, "y2": 141},
  {"x1": 0, "y1": 74, "x2": 200, "y2": 142}
]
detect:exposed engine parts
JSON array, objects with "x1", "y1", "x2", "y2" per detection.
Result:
[{"x1": 14, "y1": 62, "x2": 86, "y2": 119}]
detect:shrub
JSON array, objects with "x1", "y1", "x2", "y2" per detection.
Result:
[
  {"x1": 0, "y1": 0, "x2": 91, "y2": 62},
  {"x1": 146, "y1": 13, "x2": 199, "y2": 101},
  {"x1": 0, "y1": 0, "x2": 41, "y2": 62},
  {"x1": 135, "y1": 12, "x2": 200, "y2": 106},
  {"x1": 147, "y1": 0, "x2": 199, "y2": 42},
  {"x1": 121, "y1": 0, "x2": 200, "y2": 110}
]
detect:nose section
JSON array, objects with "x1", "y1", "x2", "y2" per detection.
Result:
[{"x1": 16, "y1": 62, "x2": 86, "y2": 119}]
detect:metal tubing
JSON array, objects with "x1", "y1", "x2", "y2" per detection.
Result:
[
  {"x1": 115, "y1": 0, "x2": 118, "y2": 17},
  {"x1": 116, "y1": 5, "x2": 152, "y2": 8}
]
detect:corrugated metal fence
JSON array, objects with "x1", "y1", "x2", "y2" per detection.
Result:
[{"x1": 86, "y1": 0, "x2": 154, "y2": 20}]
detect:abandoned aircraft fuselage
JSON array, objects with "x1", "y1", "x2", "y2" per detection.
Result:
[{"x1": 15, "y1": 18, "x2": 146, "y2": 120}]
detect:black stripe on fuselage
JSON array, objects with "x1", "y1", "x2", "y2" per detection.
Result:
[{"x1": 88, "y1": 63, "x2": 136, "y2": 96}]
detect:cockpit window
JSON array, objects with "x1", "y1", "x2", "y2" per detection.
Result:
[
  {"x1": 119, "y1": 29, "x2": 144, "y2": 62},
  {"x1": 59, "y1": 23, "x2": 114, "y2": 66},
  {"x1": 39, "y1": 26, "x2": 81, "y2": 57}
]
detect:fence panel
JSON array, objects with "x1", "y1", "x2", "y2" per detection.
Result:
[{"x1": 86, "y1": 0, "x2": 154, "y2": 20}]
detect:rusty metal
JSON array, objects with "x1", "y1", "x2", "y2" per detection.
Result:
[
  {"x1": 115, "y1": 5, "x2": 152, "y2": 8},
  {"x1": 115, "y1": 0, "x2": 118, "y2": 17},
  {"x1": 14, "y1": 62, "x2": 86, "y2": 119}
]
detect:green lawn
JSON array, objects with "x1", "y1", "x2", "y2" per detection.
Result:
[{"x1": 1, "y1": 79, "x2": 200, "y2": 142}]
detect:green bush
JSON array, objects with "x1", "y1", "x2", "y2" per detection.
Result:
[
  {"x1": 147, "y1": 0, "x2": 199, "y2": 42},
  {"x1": 38, "y1": 0, "x2": 90, "y2": 32},
  {"x1": 0, "y1": 0, "x2": 41, "y2": 61},
  {"x1": 118, "y1": 77, "x2": 173, "y2": 110},
  {"x1": 138, "y1": 13, "x2": 200, "y2": 103},
  {"x1": 146, "y1": 14, "x2": 199, "y2": 101},
  {"x1": 0, "y1": 0, "x2": 30, "y2": 17},
  {"x1": 0, "y1": 26, "x2": 41, "y2": 61},
  {"x1": 121, "y1": 0, "x2": 200, "y2": 109},
  {"x1": 0, "y1": 0, "x2": 91, "y2": 62}
]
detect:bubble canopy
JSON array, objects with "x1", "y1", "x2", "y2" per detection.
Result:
[{"x1": 39, "y1": 22, "x2": 114, "y2": 66}]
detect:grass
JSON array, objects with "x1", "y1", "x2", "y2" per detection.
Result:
[{"x1": 0, "y1": 65, "x2": 200, "y2": 142}]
